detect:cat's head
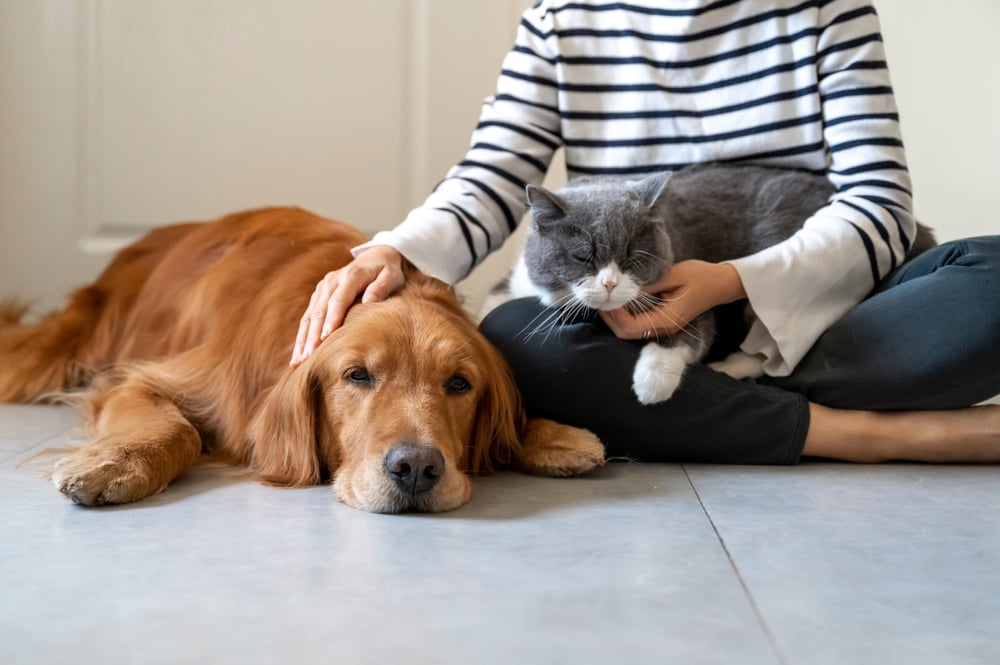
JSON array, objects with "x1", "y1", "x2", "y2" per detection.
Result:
[{"x1": 523, "y1": 174, "x2": 673, "y2": 311}]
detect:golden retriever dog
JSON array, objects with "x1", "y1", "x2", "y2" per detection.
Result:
[{"x1": 0, "y1": 208, "x2": 604, "y2": 512}]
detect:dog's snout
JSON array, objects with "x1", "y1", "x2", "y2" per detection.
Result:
[{"x1": 384, "y1": 444, "x2": 444, "y2": 496}]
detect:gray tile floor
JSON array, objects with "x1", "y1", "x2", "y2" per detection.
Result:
[{"x1": 2, "y1": 403, "x2": 998, "y2": 665}]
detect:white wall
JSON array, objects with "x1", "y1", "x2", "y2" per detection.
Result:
[
  {"x1": 0, "y1": 1, "x2": 996, "y2": 314},
  {"x1": 875, "y1": 0, "x2": 1000, "y2": 241},
  {"x1": 0, "y1": 0, "x2": 531, "y2": 313}
]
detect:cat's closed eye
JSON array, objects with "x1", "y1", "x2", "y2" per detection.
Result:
[{"x1": 570, "y1": 247, "x2": 593, "y2": 263}]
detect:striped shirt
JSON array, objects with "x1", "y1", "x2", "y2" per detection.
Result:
[{"x1": 359, "y1": 0, "x2": 915, "y2": 376}]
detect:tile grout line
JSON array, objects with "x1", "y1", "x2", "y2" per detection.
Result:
[
  {"x1": 682, "y1": 465, "x2": 791, "y2": 665},
  {"x1": 0, "y1": 424, "x2": 83, "y2": 468}
]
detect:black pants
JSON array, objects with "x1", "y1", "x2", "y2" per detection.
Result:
[{"x1": 480, "y1": 237, "x2": 1000, "y2": 464}]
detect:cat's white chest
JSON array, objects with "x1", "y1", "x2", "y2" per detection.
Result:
[
  {"x1": 477, "y1": 254, "x2": 567, "y2": 320},
  {"x1": 508, "y1": 254, "x2": 561, "y2": 304}
]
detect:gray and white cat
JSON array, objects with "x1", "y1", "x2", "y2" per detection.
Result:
[{"x1": 482, "y1": 162, "x2": 936, "y2": 405}]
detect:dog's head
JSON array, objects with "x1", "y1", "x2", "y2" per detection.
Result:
[{"x1": 246, "y1": 276, "x2": 523, "y2": 513}]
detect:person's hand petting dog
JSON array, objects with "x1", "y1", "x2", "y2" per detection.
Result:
[{"x1": 291, "y1": 245, "x2": 405, "y2": 366}]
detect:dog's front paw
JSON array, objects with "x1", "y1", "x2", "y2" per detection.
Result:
[
  {"x1": 519, "y1": 418, "x2": 605, "y2": 477},
  {"x1": 52, "y1": 446, "x2": 164, "y2": 506},
  {"x1": 632, "y1": 343, "x2": 690, "y2": 404}
]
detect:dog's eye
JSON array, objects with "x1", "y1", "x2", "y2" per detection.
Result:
[
  {"x1": 343, "y1": 366, "x2": 373, "y2": 387},
  {"x1": 445, "y1": 374, "x2": 471, "y2": 394}
]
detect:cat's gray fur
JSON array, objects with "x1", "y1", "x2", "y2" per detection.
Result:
[{"x1": 482, "y1": 162, "x2": 936, "y2": 404}]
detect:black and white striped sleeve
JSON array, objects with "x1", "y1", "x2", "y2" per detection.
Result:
[
  {"x1": 729, "y1": 0, "x2": 915, "y2": 376},
  {"x1": 354, "y1": 2, "x2": 564, "y2": 284}
]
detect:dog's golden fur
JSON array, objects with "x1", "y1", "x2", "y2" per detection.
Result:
[{"x1": 0, "y1": 207, "x2": 604, "y2": 512}]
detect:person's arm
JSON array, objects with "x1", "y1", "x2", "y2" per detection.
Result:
[
  {"x1": 728, "y1": 1, "x2": 915, "y2": 376},
  {"x1": 292, "y1": 2, "x2": 563, "y2": 365},
  {"x1": 352, "y1": 4, "x2": 564, "y2": 285}
]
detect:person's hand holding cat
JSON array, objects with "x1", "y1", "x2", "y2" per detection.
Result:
[
  {"x1": 290, "y1": 245, "x2": 405, "y2": 366},
  {"x1": 600, "y1": 260, "x2": 746, "y2": 340}
]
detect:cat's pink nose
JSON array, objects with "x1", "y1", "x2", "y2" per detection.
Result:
[{"x1": 602, "y1": 276, "x2": 618, "y2": 293}]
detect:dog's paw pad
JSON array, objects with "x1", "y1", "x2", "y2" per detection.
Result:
[{"x1": 52, "y1": 454, "x2": 156, "y2": 507}]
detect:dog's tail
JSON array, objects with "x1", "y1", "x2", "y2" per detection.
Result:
[{"x1": 0, "y1": 290, "x2": 102, "y2": 403}]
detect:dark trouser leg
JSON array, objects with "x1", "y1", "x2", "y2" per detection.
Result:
[
  {"x1": 767, "y1": 237, "x2": 1000, "y2": 410},
  {"x1": 480, "y1": 237, "x2": 1000, "y2": 463},
  {"x1": 480, "y1": 299, "x2": 809, "y2": 464}
]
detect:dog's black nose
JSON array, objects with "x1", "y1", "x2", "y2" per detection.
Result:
[{"x1": 384, "y1": 444, "x2": 444, "y2": 496}]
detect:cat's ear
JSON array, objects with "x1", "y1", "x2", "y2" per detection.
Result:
[
  {"x1": 636, "y1": 172, "x2": 671, "y2": 208},
  {"x1": 526, "y1": 184, "x2": 568, "y2": 227}
]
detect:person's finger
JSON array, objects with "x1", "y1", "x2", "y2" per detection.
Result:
[
  {"x1": 600, "y1": 308, "x2": 644, "y2": 340},
  {"x1": 321, "y1": 273, "x2": 366, "y2": 339},
  {"x1": 300, "y1": 274, "x2": 339, "y2": 362},
  {"x1": 604, "y1": 299, "x2": 690, "y2": 340},
  {"x1": 361, "y1": 265, "x2": 403, "y2": 304},
  {"x1": 291, "y1": 286, "x2": 322, "y2": 366}
]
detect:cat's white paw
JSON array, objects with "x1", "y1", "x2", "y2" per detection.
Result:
[
  {"x1": 632, "y1": 343, "x2": 692, "y2": 404},
  {"x1": 708, "y1": 351, "x2": 766, "y2": 380}
]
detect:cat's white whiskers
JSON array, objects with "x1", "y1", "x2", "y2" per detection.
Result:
[
  {"x1": 519, "y1": 307, "x2": 566, "y2": 341},
  {"x1": 539, "y1": 305, "x2": 575, "y2": 343},
  {"x1": 634, "y1": 291, "x2": 662, "y2": 308},
  {"x1": 654, "y1": 287, "x2": 705, "y2": 340},
  {"x1": 544, "y1": 297, "x2": 596, "y2": 343},
  {"x1": 633, "y1": 298, "x2": 701, "y2": 342},
  {"x1": 657, "y1": 288, "x2": 688, "y2": 303},
  {"x1": 518, "y1": 293, "x2": 578, "y2": 341},
  {"x1": 629, "y1": 251, "x2": 660, "y2": 273},
  {"x1": 517, "y1": 304, "x2": 560, "y2": 340}
]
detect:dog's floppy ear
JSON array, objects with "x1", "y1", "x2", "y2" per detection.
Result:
[
  {"x1": 246, "y1": 361, "x2": 329, "y2": 487},
  {"x1": 467, "y1": 336, "x2": 524, "y2": 475}
]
